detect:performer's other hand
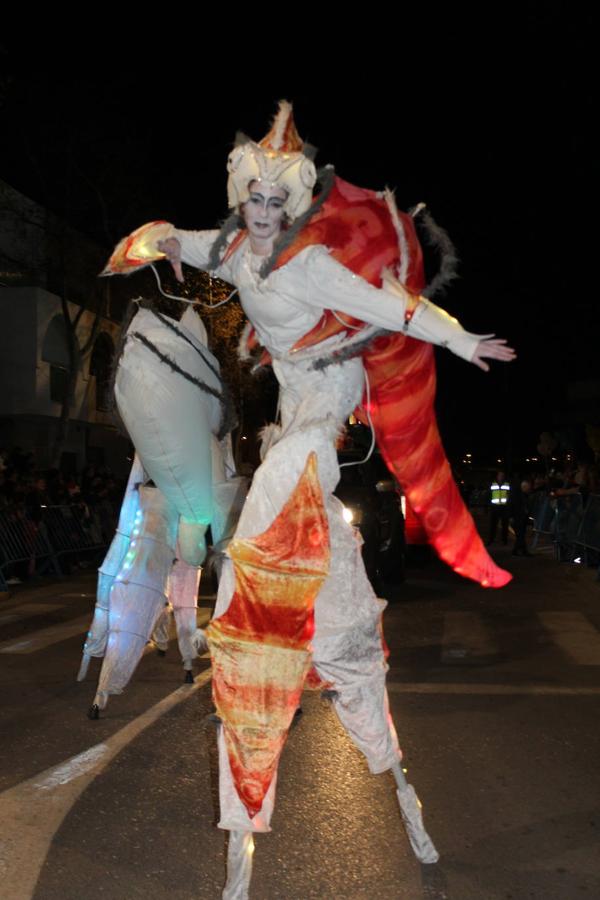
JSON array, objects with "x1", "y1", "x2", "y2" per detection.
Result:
[
  {"x1": 157, "y1": 237, "x2": 184, "y2": 283},
  {"x1": 471, "y1": 337, "x2": 516, "y2": 372}
]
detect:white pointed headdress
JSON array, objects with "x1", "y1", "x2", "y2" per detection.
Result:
[{"x1": 226, "y1": 101, "x2": 317, "y2": 221}]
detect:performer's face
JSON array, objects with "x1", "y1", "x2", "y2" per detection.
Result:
[{"x1": 242, "y1": 181, "x2": 287, "y2": 244}]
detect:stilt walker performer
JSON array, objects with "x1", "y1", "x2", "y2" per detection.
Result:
[{"x1": 112, "y1": 101, "x2": 515, "y2": 897}]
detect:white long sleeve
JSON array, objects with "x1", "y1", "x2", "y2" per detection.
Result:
[
  {"x1": 175, "y1": 228, "x2": 222, "y2": 272},
  {"x1": 170, "y1": 231, "x2": 481, "y2": 363},
  {"x1": 405, "y1": 297, "x2": 484, "y2": 362},
  {"x1": 299, "y1": 246, "x2": 481, "y2": 363}
]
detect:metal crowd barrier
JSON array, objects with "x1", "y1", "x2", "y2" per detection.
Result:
[
  {"x1": 553, "y1": 494, "x2": 583, "y2": 561},
  {"x1": 0, "y1": 504, "x2": 108, "y2": 590},
  {"x1": 530, "y1": 493, "x2": 555, "y2": 548},
  {"x1": 531, "y1": 492, "x2": 600, "y2": 562},
  {"x1": 41, "y1": 504, "x2": 104, "y2": 554},
  {"x1": 0, "y1": 513, "x2": 60, "y2": 589},
  {"x1": 572, "y1": 494, "x2": 600, "y2": 563}
]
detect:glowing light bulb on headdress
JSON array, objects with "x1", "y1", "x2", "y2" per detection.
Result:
[{"x1": 226, "y1": 100, "x2": 317, "y2": 221}]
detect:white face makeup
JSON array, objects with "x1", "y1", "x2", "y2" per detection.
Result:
[{"x1": 241, "y1": 181, "x2": 288, "y2": 252}]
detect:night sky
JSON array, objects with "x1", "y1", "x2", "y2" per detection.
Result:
[{"x1": 0, "y1": 9, "x2": 594, "y2": 468}]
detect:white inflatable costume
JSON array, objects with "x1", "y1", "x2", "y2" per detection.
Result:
[{"x1": 78, "y1": 304, "x2": 246, "y2": 715}]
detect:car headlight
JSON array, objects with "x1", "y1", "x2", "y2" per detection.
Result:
[{"x1": 342, "y1": 505, "x2": 362, "y2": 525}]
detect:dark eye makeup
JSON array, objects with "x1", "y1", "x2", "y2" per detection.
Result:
[{"x1": 249, "y1": 194, "x2": 284, "y2": 209}]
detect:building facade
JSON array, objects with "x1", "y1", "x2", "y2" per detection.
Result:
[{"x1": 0, "y1": 179, "x2": 130, "y2": 475}]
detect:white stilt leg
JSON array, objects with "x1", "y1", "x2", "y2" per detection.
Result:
[
  {"x1": 169, "y1": 552, "x2": 202, "y2": 674},
  {"x1": 78, "y1": 455, "x2": 145, "y2": 682},
  {"x1": 92, "y1": 689, "x2": 109, "y2": 710},
  {"x1": 222, "y1": 830, "x2": 254, "y2": 900},
  {"x1": 152, "y1": 603, "x2": 172, "y2": 652},
  {"x1": 91, "y1": 485, "x2": 178, "y2": 710},
  {"x1": 391, "y1": 762, "x2": 439, "y2": 864},
  {"x1": 77, "y1": 652, "x2": 92, "y2": 681}
]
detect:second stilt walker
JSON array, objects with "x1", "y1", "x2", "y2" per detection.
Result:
[{"x1": 140, "y1": 101, "x2": 515, "y2": 896}]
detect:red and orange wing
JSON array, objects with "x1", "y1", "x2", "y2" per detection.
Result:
[{"x1": 272, "y1": 176, "x2": 511, "y2": 588}]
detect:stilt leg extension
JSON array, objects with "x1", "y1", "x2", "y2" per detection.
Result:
[
  {"x1": 391, "y1": 762, "x2": 439, "y2": 864},
  {"x1": 77, "y1": 652, "x2": 92, "y2": 681},
  {"x1": 223, "y1": 830, "x2": 254, "y2": 900}
]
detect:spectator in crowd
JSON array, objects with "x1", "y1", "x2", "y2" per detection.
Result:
[
  {"x1": 553, "y1": 463, "x2": 598, "y2": 503},
  {"x1": 511, "y1": 478, "x2": 533, "y2": 556},
  {"x1": 45, "y1": 469, "x2": 68, "y2": 505},
  {"x1": 487, "y1": 469, "x2": 511, "y2": 545},
  {"x1": 24, "y1": 475, "x2": 50, "y2": 524},
  {"x1": 0, "y1": 446, "x2": 126, "y2": 582}
]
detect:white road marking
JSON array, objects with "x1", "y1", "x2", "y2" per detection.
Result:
[
  {"x1": 0, "y1": 591, "x2": 93, "y2": 612},
  {"x1": 441, "y1": 611, "x2": 497, "y2": 661},
  {"x1": 0, "y1": 615, "x2": 91, "y2": 655},
  {"x1": 0, "y1": 607, "x2": 211, "y2": 657},
  {"x1": 387, "y1": 681, "x2": 600, "y2": 695},
  {"x1": 538, "y1": 611, "x2": 600, "y2": 665},
  {"x1": 0, "y1": 603, "x2": 65, "y2": 627},
  {"x1": 34, "y1": 744, "x2": 109, "y2": 791},
  {"x1": 0, "y1": 667, "x2": 213, "y2": 899}
]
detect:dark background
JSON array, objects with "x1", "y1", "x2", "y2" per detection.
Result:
[{"x1": 0, "y1": 6, "x2": 594, "y2": 468}]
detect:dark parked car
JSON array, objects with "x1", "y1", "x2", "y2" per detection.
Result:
[{"x1": 335, "y1": 449, "x2": 405, "y2": 587}]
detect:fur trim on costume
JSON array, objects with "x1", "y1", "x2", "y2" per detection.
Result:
[
  {"x1": 204, "y1": 546, "x2": 228, "y2": 579},
  {"x1": 234, "y1": 131, "x2": 252, "y2": 148},
  {"x1": 208, "y1": 212, "x2": 245, "y2": 273},
  {"x1": 302, "y1": 142, "x2": 318, "y2": 162},
  {"x1": 383, "y1": 189, "x2": 410, "y2": 285},
  {"x1": 258, "y1": 423, "x2": 282, "y2": 460},
  {"x1": 310, "y1": 327, "x2": 390, "y2": 371},
  {"x1": 237, "y1": 322, "x2": 268, "y2": 373},
  {"x1": 411, "y1": 206, "x2": 459, "y2": 299},
  {"x1": 237, "y1": 321, "x2": 255, "y2": 362}
]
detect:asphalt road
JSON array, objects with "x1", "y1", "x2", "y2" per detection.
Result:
[{"x1": 1, "y1": 544, "x2": 599, "y2": 900}]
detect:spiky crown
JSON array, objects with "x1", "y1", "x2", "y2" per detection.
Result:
[{"x1": 226, "y1": 101, "x2": 317, "y2": 221}]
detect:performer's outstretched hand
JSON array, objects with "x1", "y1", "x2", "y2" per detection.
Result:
[
  {"x1": 157, "y1": 237, "x2": 184, "y2": 283},
  {"x1": 471, "y1": 337, "x2": 516, "y2": 372}
]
